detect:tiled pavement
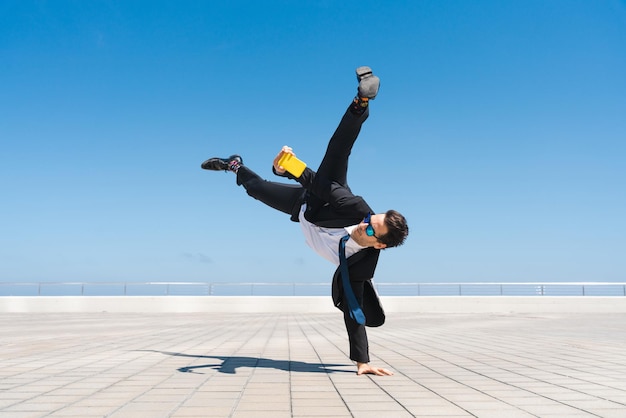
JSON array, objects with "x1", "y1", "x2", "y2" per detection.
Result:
[{"x1": 1, "y1": 311, "x2": 625, "y2": 417}]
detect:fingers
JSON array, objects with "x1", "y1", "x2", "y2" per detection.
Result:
[
  {"x1": 276, "y1": 145, "x2": 293, "y2": 158},
  {"x1": 379, "y1": 368, "x2": 394, "y2": 376},
  {"x1": 371, "y1": 367, "x2": 391, "y2": 376},
  {"x1": 273, "y1": 146, "x2": 292, "y2": 174},
  {"x1": 273, "y1": 153, "x2": 282, "y2": 166},
  {"x1": 274, "y1": 146, "x2": 294, "y2": 162},
  {"x1": 273, "y1": 145, "x2": 295, "y2": 175}
]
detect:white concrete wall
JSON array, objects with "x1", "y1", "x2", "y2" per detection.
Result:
[
  {"x1": 1, "y1": 296, "x2": 625, "y2": 313},
  {"x1": 381, "y1": 296, "x2": 626, "y2": 313}
]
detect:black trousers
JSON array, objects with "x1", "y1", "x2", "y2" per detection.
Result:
[
  {"x1": 236, "y1": 104, "x2": 372, "y2": 363},
  {"x1": 235, "y1": 104, "x2": 368, "y2": 217}
]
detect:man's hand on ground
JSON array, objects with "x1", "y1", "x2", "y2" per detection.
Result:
[{"x1": 357, "y1": 362, "x2": 394, "y2": 376}]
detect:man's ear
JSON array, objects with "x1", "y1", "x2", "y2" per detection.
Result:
[{"x1": 373, "y1": 242, "x2": 387, "y2": 250}]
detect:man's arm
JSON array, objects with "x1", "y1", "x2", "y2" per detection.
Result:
[{"x1": 339, "y1": 266, "x2": 393, "y2": 376}]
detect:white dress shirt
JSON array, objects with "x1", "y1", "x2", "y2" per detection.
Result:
[{"x1": 298, "y1": 203, "x2": 366, "y2": 266}]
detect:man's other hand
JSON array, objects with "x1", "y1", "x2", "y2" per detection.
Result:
[{"x1": 273, "y1": 145, "x2": 295, "y2": 174}]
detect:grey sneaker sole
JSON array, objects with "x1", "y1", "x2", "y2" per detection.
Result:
[
  {"x1": 356, "y1": 66, "x2": 380, "y2": 99},
  {"x1": 356, "y1": 66, "x2": 373, "y2": 80}
]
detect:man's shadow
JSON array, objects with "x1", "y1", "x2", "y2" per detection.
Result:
[{"x1": 139, "y1": 350, "x2": 354, "y2": 374}]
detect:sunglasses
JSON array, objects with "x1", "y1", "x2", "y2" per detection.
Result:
[{"x1": 363, "y1": 212, "x2": 381, "y2": 239}]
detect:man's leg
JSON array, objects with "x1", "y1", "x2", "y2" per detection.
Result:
[
  {"x1": 315, "y1": 106, "x2": 369, "y2": 188},
  {"x1": 304, "y1": 94, "x2": 372, "y2": 212},
  {"x1": 201, "y1": 155, "x2": 304, "y2": 217},
  {"x1": 236, "y1": 166, "x2": 304, "y2": 216},
  {"x1": 315, "y1": 67, "x2": 379, "y2": 188},
  {"x1": 344, "y1": 280, "x2": 369, "y2": 363}
]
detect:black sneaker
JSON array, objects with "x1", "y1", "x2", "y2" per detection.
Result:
[
  {"x1": 201, "y1": 155, "x2": 243, "y2": 172},
  {"x1": 356, "y1": 66, "x2": 380, "y2": 99}
]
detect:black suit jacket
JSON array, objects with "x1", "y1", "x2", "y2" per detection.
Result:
[{"x1": 283, "y1": 167, "x2": 386, "y2": 328}]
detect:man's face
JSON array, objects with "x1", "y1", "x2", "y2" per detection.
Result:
[{"x1": 351, "y1": 213, "x2": 388, "y2": 249}]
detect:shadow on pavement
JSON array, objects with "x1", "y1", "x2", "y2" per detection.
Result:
[{"x1": 138, "y1": 350, "x2": 354, "y2": 374}]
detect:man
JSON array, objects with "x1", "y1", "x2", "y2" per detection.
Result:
[{"x1": 201, "y1": 67, "x2": 409, "y2": 376}]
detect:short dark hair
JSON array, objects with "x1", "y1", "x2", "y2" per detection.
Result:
[{"x1": 378, "y1": 210, "x2": 408, "y2": 248}]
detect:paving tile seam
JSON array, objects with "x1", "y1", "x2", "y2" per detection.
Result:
[
  {"x1": 128, "y1": 322, "x2": 252, "y2": 418},
  {"x1": 2, "y1": 312, "x2": 626, "y2": 418},
  {"x1": 382, "y1": 325, "x2": 626, "y2": 372},
  {"x1": 383, "y1": 313, "x2": 626, "y2": 344},
  {"x1": 295, "y1": 315, "x2": 472, "y2": 418},
  {"x1": 293, "y1": 314, "x2": 356, "y2": 371},
  {"x1": 103, "y1": 314, "x2": 279, "y2": 417},
  {"x1": 51, "y1": 317, "x2": 245, "y2": 417},
  {"x1": 1, "y1": 340, "x2": 162, "y2": 412},
  {"x1": 374, "y1": 321, "x2": 626, "y2": 399},
  {"x1": 296, "y1": 313, "x2": 419, "y2": 415},
  {"x1": 444, "y1": 333, "x2": 626, "y2": 374},
  {"x1": 227, "y1": 315, "x2": 291, "y2": 418},
  {"x1": 418, "y1": 354, "x2": 623, "y2": 412},
  {"x1": 82, "y1": 331, "x2": 218, "y2": 417},
  {"x1": 351, "y1": 371, "x2": 430, "y2": 418},
  {"x1": 295, "y1": 314, "x2": 349, "y2": 357},
  {"x1": 292, "y1": 315, "x2": 355, "y2": 417},
  {"x1": 371, "y1": 350, "x2": 541, "y2": 417},
  {"x1": 410, "y1": 339, "x2": 626, "y2": 395},
  {"x1": 134, "y1": 315, "x2": 259, "y2": 373},
  {"x1": 368, "y1": 331, "x2": 611, "y2": 417},
  {"x1": 428, "y1": 344, "x2": 626, "y2": 399},
  {"x1": 421, "y1": 328, "x2": 626, "y2": 360}
]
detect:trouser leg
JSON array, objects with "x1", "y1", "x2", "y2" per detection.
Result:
[
  {"x1": 236, "y1": 166, "x2": 304, "y2": 216},
  {"x1": 316, "y1": 105, "x2": 369, "y2": 188},
  {"x1": 344, "y1": 280, "x2": 369, "y2": 363}
]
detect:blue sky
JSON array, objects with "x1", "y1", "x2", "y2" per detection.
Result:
[{"x1": 1, "y1": 0, "x2": 625, "y2": 284}]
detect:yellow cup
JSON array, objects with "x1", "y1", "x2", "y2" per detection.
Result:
[{"x1": 277, "y1": 153, "x2": 307, "y2": 178}]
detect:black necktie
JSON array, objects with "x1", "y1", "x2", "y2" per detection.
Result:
[{"x1": 338, "y1": 234, "x2": 366, "y2": 325}]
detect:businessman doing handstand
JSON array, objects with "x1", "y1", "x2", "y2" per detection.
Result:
[{"x1": 201, "y1": 66, "x2": 409, "y2": 375}]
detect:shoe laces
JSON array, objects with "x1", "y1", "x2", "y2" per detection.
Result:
[{"x1": 228, "y1": 159, "x2": 241, "y2": 172}]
